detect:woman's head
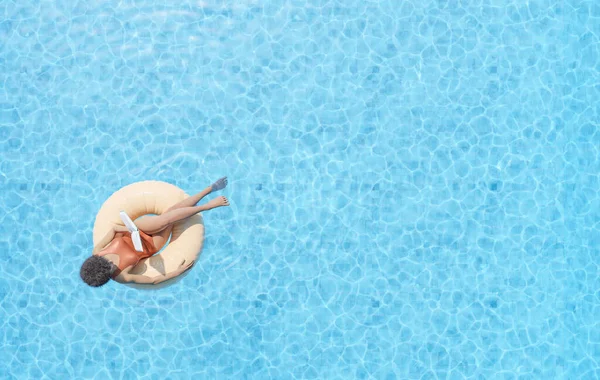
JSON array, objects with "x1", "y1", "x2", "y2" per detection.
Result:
[{"x1": 80, "y1": 256, "x2": 116, "y2": 287}]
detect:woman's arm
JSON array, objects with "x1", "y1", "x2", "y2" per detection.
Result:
[
  {"x1": 113, "y1": 225, "x2": 129, "y2": 232},
  {"x1": 92, "y1": 227, "x2": 116, "y2": 254},
  {"x1": 114, "y1": 261, "x2": 195, "y2": 284},
  {"x1": 92, "y1": 224, "x2": 129, "y2": 253}
]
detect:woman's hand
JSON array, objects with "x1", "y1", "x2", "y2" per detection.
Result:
[{"x1": 113, "y1": 224, "x2": 129, "y2": 233}]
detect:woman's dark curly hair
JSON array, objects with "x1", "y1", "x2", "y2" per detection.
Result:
[{"x1": 80, "y1": 256, "x2": 114, "y2": 287}]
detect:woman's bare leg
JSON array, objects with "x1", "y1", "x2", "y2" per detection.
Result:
[
  {"x1": 135, "y1": 196, "x2": 230, "y2": 235},
  {"x1": 164, "y1": 177, "x2": 228, "y2": 213},
  {"x1": 137, "y1": 177, "x2": 228, "y2": 248},
  {"x1": 151, "y1": 225, "x2": 173, "y2": 251}
]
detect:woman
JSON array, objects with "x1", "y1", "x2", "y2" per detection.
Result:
[{"x1": 80, "y1": 177, "x2": 229, "y2": 287}]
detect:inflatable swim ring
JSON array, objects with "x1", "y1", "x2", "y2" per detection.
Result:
[{"x1": 93, "y1": 181, "x2": 204, "y2": 290}]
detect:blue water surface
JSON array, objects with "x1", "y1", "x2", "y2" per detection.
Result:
[{"x1": 1, "y1": 0, "x2": 600, "y2": 378}]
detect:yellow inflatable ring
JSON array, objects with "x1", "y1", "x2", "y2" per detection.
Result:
[{"x1": 92, "y1": 181, "x2": 204, "y2": 290}]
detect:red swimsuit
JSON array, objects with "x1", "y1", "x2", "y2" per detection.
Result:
[{"x1": 97, "y1": 231, "x2": 158, "y2": 276}]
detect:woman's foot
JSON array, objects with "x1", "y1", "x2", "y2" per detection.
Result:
[
  {"x1": 211, "y1": 177, "x2": 228, "y2": 192},
  {"x1": 204, "y1": 196, "x2": 230, "y2": 210}
]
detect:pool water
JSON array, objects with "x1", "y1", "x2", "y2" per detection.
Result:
[{"x1": 1, "y1": 0, "x2": 599, "y2": 378}]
